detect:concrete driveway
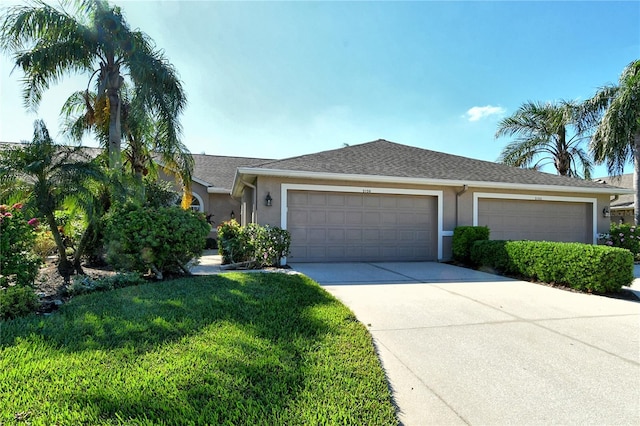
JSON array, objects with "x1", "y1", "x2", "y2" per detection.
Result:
[{"x1": 291, "y1": 262, "x2": 640, "y2": 426}]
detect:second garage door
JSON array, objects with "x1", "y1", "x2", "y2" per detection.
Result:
[
  {"x1": 477, "y1": 198, "x2": 593, "y2": 243},
  {"x1": 287, "y1": 190, "x2": 437, "y2": 262}
]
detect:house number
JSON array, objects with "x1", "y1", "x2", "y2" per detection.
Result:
[{"x1": 363, "y1": 189, "x2": 372, "y2": 194}]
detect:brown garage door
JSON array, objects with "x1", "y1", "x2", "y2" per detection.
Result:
[
  {"x1": 287, "y1": 191, "x2": 437, "y2": 262},
  {"x1": 478, "y1": 199, "x2": 592, "y2": 243}
]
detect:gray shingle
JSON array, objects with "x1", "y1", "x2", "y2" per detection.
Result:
[
  {"x1": 192, "y1": 154, "x2": 272, "y2": 190},
  {"x1": 253, "y1": 139, "x2": 623, "y2": 190}
]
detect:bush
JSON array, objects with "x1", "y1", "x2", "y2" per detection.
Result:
[
  {"x1": 471, "y1": 240, "x2": 634, "y2": 293},
  {"x1": 104, "y1": 204, "x2": 211, "y2": 278},
  {"x1": 599, "y1": 224, "x2": 640, "y2": 259},
  {"x1": 0, "y1": 203, "x2": 41, "y2": 288},
  {"x1": 217, "y1": 220, "x2": 291, "y2": 268},
  {"x1": 452, "y1": 226, "x2": 490, "y2": 263},
  {"x1": 0, "y1": 285, "x2": 40, "y2": 320},
  {"x1": 33, "y1": 228, "x2": 57, "y2": 258},
  {"x1": 67, "y1": 272, "x2": 146, "y2": 296}
]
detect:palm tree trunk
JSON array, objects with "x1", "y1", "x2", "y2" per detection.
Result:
[
  {"x1": 108, "y1": 87, "x2": 122, "y2": 171},
  {"x1": 634, "y1": 134, "x2": 640, "y2": 225},
  {"x1": 45, "y1": 212, "x2": 73, "y2": 280}
]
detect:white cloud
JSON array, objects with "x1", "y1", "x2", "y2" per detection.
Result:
[{"x1": 465, "y1": 105, "x2": 506, "y2": 122}]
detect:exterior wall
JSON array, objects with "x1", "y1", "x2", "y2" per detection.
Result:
[{"x1": 250, "y1": 175, "x2": 615, "y2": 260}]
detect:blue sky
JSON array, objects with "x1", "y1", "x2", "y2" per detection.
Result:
[{"x1": 1, "y1": 1, "x2": 639, "y2": 176}]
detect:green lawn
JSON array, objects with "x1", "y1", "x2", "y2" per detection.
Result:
[{"x1": 0, "y1": 273, "x2": 398, "y2": 425}]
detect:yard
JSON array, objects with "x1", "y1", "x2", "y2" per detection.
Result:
[{"x1": 0, "y1": 273, "x2": 398, "y2": 425}]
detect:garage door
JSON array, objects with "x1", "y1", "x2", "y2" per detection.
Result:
[
  {"x1": 287, "y1": 191, "x2": 437, "y2": 262},
  {"x1": 477, "y1": 199, "x2": 592, "y2": 243}
]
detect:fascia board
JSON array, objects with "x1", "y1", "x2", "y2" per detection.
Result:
[{"x1": 234, "y1": 167, "x2": 634, "y2": 196}]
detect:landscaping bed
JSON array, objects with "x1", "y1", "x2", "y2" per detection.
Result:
[{"x1": 0, "y1": 273, "x2": 398, "y2": 425}]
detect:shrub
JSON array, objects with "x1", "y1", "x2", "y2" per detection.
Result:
[
  {"x1": 452, "y1": 226, "x2": 490, "y2": 263},
  {"x1": 67, "y1": 272, "x2": 145, "y2": 296},
  {"x1": 104, "y1": 204, "x2": 210, "y2": 279},
  {"x1": 217, "y1": 220, "x2": 291, "y2": 268},
  {"x1": 599, "y1": 224, "x2": 640, "y2": 259},
  {"x1": 471, "y1": 240, "x2": 633, "y2": 293},
  {"x1": 0, "y1": 203, "x2": 41, "y2": 288},
  {"x1": 217, "y1": 220, "x2": 247, "y2": 263},
  {"x1": 0, "y1": 285, "x2": 40, "y2": 320},
  {"x1": 34, "y1": 228, "x2": 57, "y2": 258}
]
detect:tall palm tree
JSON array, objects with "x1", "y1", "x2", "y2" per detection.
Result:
[
  {"x1": 0, "y1": 0, "x2": 186, "y2": 175},
  {"x1": 586, "y1": 60, "x2": 640, "y2": 224},
  {"x1": 0, "y1": 120, "x2": 104, "y2": 278},
  {"x1": 495, "y1": 100, "x2": 593, "y2": 179},
  {"x1": 62, "y1": 86, "x2": 194, "y2": 203}
]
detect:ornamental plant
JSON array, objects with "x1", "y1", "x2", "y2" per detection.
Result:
[
  {"x1": 217, "y1": 221, "x2": 291, "y2": 268},
  {"x1": 599, "y1": 224, "x2": 640, "y2": 259},
  {"x1": 0, "y1": 203, "x2": 42, "y2": 320},
  {"x1": 104, "y1": 204, "x2": 210, "y2": 279},
  {"x1": 0, "y1": 203, "x2": 41, "y2": 288}
]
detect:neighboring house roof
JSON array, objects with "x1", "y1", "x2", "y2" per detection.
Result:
[
  {"x1": 191, "y1": 154, "x2": 272, "y2": 193},
  {"x1": 594, "y1": 174, "x2": 634, "y2": 209},
  {"x1": 1, "y1": 141, "x2": 271, "y2": 194},
  {"x1": 233, "y1": 139, "x2": 632, "y2": 196}
]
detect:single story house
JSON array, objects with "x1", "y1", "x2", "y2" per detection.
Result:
[
  {"x1": 594, "y1": 174, "x2": 635, "y2": 223},
  {"x1": 215, "y1": 139, "x2": 630, "y2": 262}
]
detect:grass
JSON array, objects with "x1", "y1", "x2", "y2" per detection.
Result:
[{"x1": 0, "y1": 273, "x2": 398, "y2": 425}]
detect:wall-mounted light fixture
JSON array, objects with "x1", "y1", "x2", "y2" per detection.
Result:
[
  {"x1": 230, "y1": 210, "x2": 235, "y2": 220},
  {"x1": 265, "y1": 192, "x2": 273, "y2": 207},
  {"x1": 602, "y1": 206, "x2": 610, "y2": 218}
]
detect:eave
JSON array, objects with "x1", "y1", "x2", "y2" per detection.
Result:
[{"x1": 231, "y1": 167, "x2": 634, "y2": 198}]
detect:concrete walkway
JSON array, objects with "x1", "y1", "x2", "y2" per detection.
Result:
[{"x1": 292, "y1": 262, "x2": 640, "y2": 426}]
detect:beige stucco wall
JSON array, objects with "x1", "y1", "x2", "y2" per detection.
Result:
[{"x1": 239, "y1": 175, "x2": 615, "y2": 260}]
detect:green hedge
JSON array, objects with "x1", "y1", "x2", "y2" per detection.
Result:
[
  {"x1": 470, "y1": 240, "x2": 634, "y2": 293},
  {"x1": 452, "y1": 226, "x2": 490, "y2": 263}
]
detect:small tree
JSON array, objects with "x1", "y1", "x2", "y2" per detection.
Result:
[{"x1": 0, "y1": 120, "x2": 105, "y2": 278}]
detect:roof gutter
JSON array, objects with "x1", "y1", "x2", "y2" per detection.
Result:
[{"x1": 232, "y1": 167, "x2": 634, "y2": 196}]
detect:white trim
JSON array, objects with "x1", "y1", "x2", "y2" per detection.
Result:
[
  {"x1": 190, "y1": 191, "x2": 205, "y2": 213},
  {"x1": 472, "y1": 192, "x2": 598, "y2": 244},
  {"x1": 207, "y1": 187, "x2": 231, "y2": 194},
  {"x1": 281, "y1": 183, "x2": 444, "y2": 261},
  {"x1": 235, "y1": 167, "x2": 631, "y2": 196}
]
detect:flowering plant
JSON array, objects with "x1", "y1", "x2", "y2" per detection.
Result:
[
  {"x1": 599, "y1": 224, "x2": 640, "y2": 259},
  {"x1": 0, "y1": 203, "x2": 41, "y2": 288}
]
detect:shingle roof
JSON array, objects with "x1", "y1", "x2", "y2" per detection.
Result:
[
  {"x1": 246, "y1": 139, "x2": 626, "y2": 191},
  {"x1": 191, "y1": 154, "x2": 272, "y2": 190},
  {"x1": 594, "y1": 174, "x2": 634, "y2": 208}
]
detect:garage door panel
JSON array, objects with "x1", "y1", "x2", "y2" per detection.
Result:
[
  {"x1": 309, "y1": 211, "x2": 326, "y2": 224},
  {"x1": 288, "y1": 191, "x2": 437, "y2": 262},
  {"x1": 309, "y1": 193, "x2": 327, "y2": 206},
  {"x1": 327, "y1": 229, "x2": 345, "y2": 241},
  {"x1": 308, "y1": 229, "x2": 326, "y2": 242},
  {"x1": 478, "y1": 199, "x2": 591, "y2": 243},
  {"x1": 346, "y1": 194, "x2": 363, "y2": 207},
  {"x1": 327, "y1": 211, "x2": 345, "y2": 224},
  {"x1": 346, "y1": 212, "x2": 363, "y2": 224},
  {"x1": 364, "y1": 212, "x2": 380, "y2": 225},
  {"x1": 327, "y1": 194, "x2": 345, "y2": 206}
]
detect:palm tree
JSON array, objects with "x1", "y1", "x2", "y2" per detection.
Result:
[
  {"x1": 495, "y1": 100, "x2": 593, "y2": 179},
  {"x1": 586, "y1": 60, "x2": 640, "y2": 224},
  {"x1": 0, "y1": 120, "x2": 104, "y2": 278},
  {"x1": 62, "y1": 86, "x2": 194, "y2": 203},
  {"x1": 0, "y1": 0, "x2": 186, "y2": 175}
]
